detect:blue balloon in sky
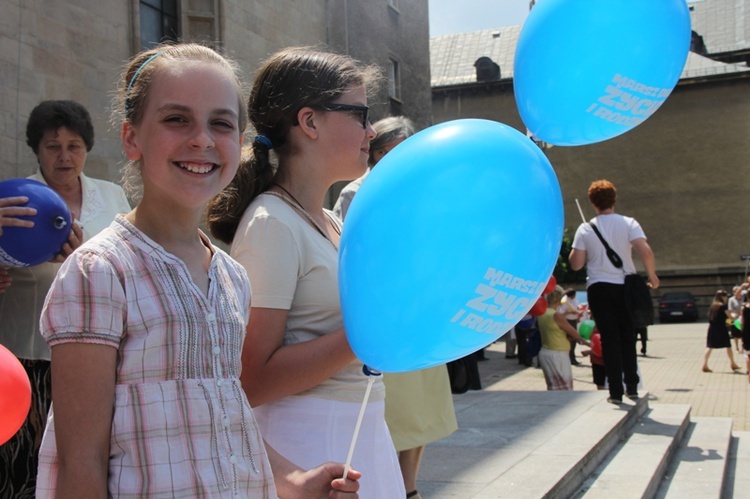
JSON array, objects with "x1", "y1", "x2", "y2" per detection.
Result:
[
  {"x1": 339, "y1": 119, "x2": 563, "y2": 373},
  {"x1": 0, "y1": 179, "x2": 72, "y2": 267},
  {"x1": 514, "y1": 0, "x2": 691, "y2": 146}
]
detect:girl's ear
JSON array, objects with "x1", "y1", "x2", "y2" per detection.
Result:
[
  {"x1": 295, "y1": 107, "x2": 320, "y2": 140},
  {"x1": 121, "y1": 122, "x2": 142, "y2": 161}
]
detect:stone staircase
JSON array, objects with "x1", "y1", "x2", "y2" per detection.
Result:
[{"x1": 418, "y1": 390, "x2": 745, "y2": 498}]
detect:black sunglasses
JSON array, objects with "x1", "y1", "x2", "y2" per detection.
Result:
[{"x1": 321, "y1": 104, "x2": 370, "y2": 129}]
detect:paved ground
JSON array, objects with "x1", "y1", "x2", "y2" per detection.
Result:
[{"x1": 475, "y1": 321, "x2": 750, "y2": 431}]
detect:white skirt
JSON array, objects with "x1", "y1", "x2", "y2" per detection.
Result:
[
  {"x1": 253, "y1": 396, "x2": 405, "y2": 499},
  {"x1": 539, "y1": 348, "x2": 573, "y2": 390}
]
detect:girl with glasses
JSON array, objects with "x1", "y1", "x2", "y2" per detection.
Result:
[{"x1": 208, "y1": 47, "x2": 404, "y2": 498}]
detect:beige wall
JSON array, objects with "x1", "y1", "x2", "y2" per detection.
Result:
[
  {"x1": 341, "y1": 0, "x2": 432, "y2": 128},
  {"x1": 1, "y1": 0, "x2": 431, "y2": 198},
  {"x1": 1, "y1": 0, "x2": 133, "y2": 181},
  {"x1": 222, "y1": 0, "x2": 328, "y2": 71},
  {"x1": 432, "y1": 76, "x2": 750, "y2": 298}
]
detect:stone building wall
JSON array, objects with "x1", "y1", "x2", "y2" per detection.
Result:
[
  {"x1": 431, "y1": 75, "x2": 750, "y2": 304},
  {"x1": 1, "y1": 0, "x2": 430, "y2": 199}
]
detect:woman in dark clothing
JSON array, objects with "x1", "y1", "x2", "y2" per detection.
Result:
[
  {"x1": 741, "y1": 295, "x2": 750, "y2": 382},
  {"x1": 702, "y1": 290, "x2": 741, "y2": 373}
]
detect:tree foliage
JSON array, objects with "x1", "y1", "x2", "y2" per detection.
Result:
[{"x1": 553, "y1": 227, "x2": 587, "y2": 285}]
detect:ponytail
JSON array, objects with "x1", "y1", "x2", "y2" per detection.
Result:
[{"x1": 206, "y1": 141, "x2": 275, "y2": 244}]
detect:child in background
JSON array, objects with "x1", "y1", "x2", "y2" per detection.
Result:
[
  {"x1": 581, "y1": 329, "x2": 606, "y2": 390},
  {"x1": 537, "y1": 286, "x2": 591, "y2": 390}
]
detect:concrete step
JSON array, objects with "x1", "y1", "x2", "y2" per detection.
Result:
[
  {"x1": 417, "y1": 390, "x2": 648, "y2": 498},
  {"x1": 723, "y1": 431, "x2": 750, "y2": 498},
  {"x1": 575, "y1": 404, "x2": 692, "y2": 499},
  {"x1": 655, "y1": 416, "x2": 733, "y2": 499}
]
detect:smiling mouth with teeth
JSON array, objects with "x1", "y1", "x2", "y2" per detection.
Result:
[{"x1": 178, "y1": 162, "x2": 217, "y2": 174}]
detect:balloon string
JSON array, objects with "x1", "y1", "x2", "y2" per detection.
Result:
[
  {"x1": 342, "y1": 375, "x2": 376, "y2": 480},
  {"x1": 575, "y1": 198, "x2": 587, "y2": 224}
]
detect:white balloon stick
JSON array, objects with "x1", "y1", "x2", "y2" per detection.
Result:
[
  {"x1": 575, "y1": 198, "x2": 588, "y2": 224},
  {"x1": 342, "y1": 374, "x2": 376, "y2": 480}
]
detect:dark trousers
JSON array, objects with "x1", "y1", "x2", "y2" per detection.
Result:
[
  {"x1": 587, "y1": 282, "x2": 639, "y2": 400},
  {"x1": 635, "y1": 326, "x2": 648, "y2": 354},
  {"x1": 567, "y1": 319, "x2": 579, "y2": 363},
  {"x1": 515, "y1": 327, "x2": 534, "y2": 367}
]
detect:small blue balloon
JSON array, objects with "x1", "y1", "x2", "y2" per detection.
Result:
[
  {"x1": 0, "y1": 179, "x2": 72, "y2": 267},
  {"x1": 339, "y1": 119, "x2": 564, "y2": 372},
  {"x1": 514, "y1": 0, "x2": 691, "y2": 146}
]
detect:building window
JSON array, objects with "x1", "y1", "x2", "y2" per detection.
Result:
[
  {"x1": 388, "y1": 58, "x2": 401, "y2": 101},
  {"x1": 140, "y1": 0, "x2": 179, "y2": 50},
  {"x1": 182, "y1": 0, "x2": 222, "y2": 48}
]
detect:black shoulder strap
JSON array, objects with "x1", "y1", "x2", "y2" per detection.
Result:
[{"x1": 589, "y1": 219, "x2": 624, "y2": 269}]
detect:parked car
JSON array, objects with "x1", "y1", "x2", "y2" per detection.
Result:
[{"x1": 658, "y1": 291, "x2": 699, "y2": 322}]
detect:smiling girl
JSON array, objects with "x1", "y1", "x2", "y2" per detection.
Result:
[{"x1": 35, "y1": 43, "x2": 360, "y2": 499}]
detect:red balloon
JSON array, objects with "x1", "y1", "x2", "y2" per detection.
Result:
[
  {"x1": 0, "y1": 344, "x2": 31, "y2": 445},
  {"x1": 543, "y1": 275, "x2": 557, "y2": 294},
  {"x1": 529, "y1": 296, "x2": 547, "y2": 317},
  {"x1": 591, "y1": 331, "x2": 602, "y2": 357}
]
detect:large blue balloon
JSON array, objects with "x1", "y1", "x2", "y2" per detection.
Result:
[
  {"x1": 339, "y1": 119, "x2": 563, "y2": 372},
  {"x1": 514, "y1": 0, "x2": 691, "y2": 146},
  {"x1": 0, "y1": 179, "x2": 72, "y2": 267}
]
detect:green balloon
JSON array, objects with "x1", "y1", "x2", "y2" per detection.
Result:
[
  {"x1": 579, "y1": 320, "x2": 596, "y2": 341},
  {"x1": 735, "y1": 318, "x2": 742, "y2": 330}
]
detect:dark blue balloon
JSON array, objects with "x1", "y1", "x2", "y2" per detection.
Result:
[
  {"x1": 514, "y1": 0, "x2": 691, "y2": 146},
  {"x1": 0, "y1": 179, "x2": 72, "y2": 267},
  {"x1": 339, "y1": 119, "x2": 563, "y2": 372}
]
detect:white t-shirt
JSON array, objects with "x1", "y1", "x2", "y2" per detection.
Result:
[
  {"x1": 557, "y1": 296, "x2": 580, "y2": 321},
  {"x1": 230, "y1": 193, "x2": 384, "y2": 403},
  {"x1": 572, "y1": 213, "x2": 646, "y2": 286}
]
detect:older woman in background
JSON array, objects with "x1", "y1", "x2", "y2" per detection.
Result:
[
  {"x1": 0, "y1": 100, "x2": 130, "y2": 498},
  {"x1": 334, "y1": 116, "x2": 458, "y2": 499}
]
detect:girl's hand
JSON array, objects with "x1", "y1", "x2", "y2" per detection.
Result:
[
  {"x1": 51, "y1": 222, "x2": 83, "y2": 263},
  {"x1": 0, "y1": 196, "x2": 36, "y2": 236}
]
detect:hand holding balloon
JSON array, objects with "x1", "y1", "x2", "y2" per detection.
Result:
[
  {"x1": 50, "y1": 222, "x2": 83, "y2": 264},
  {"x1": 0, "y1": 196, "x2": 37, "y2": 236},
  {"x1": 0, "y1": 194, "x2": 31, "y2": 290},
  {"x1": 0, "y1": 179, "x2": 73, "y2": 267}
]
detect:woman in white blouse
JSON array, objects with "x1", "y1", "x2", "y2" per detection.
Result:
[{"x1": 0, "y1": 100, "x2": 130, "y2": 497}]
